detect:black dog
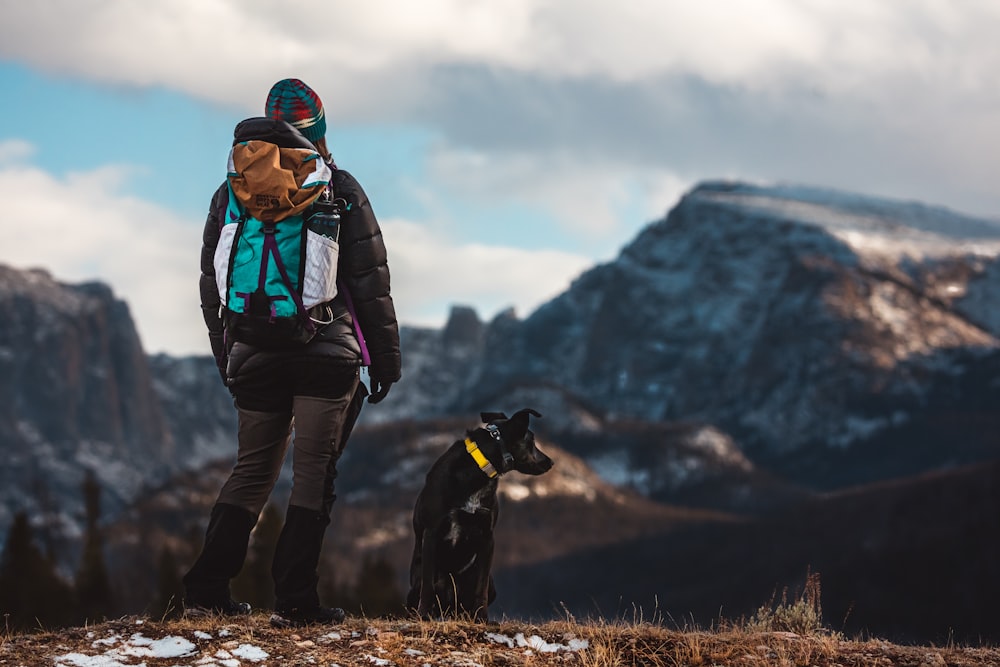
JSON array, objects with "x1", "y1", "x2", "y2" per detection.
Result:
[{"x1": 406, "y1": 409, "x2": 553, "y2": 621}]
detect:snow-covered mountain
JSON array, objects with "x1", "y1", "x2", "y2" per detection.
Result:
[
  {"x1": 0, "y1": 267, "x2": 234, "y2": 557},
  {"x1": 380, "y1": 182, "x2": 1000, "y2": 450},
  {"x1": 370, "y1": 181, "x2": 1000, "y2": 494},
  {"x1": 0, "y1": 267, "x2": 160, "y2": 554}
]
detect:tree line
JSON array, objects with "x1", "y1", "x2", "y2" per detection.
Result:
[{"x1": 0, "y1": 472, "x2": 404, "y2": 632}]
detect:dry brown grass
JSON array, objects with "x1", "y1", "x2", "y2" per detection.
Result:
[{"x1": 2, "y1": 611, "x2": 999, "y2": 667}]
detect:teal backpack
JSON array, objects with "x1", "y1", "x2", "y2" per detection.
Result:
[{"x1": 213, "y1": 119, "x2": 347, "y2": 346}]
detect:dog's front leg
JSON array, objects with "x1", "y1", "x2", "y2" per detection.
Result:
[
  {"x1": 469, "y1": 535, "x2": 495, "y2": 622},
  {"x1": 416, "y1": 524, "x2": 443, "y2": 619},
  {"x1": 406, "y1": 531, "x2": 424, "y2": 612}
]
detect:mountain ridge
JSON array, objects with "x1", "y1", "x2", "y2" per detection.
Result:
[{"x1": 378, "y1": 181, "x2": 1000, "y2": 486}]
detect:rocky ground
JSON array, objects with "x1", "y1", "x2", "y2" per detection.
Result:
[{"x1": 2, "y1": 614, "x2": 998, "y2": 666}]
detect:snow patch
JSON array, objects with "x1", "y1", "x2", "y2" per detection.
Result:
[
  {"x1": 696, "y1": 187, "x2": 1000, "y2": 263},
  {"x1": 230, "y1": 644, "x2": 269, "y2": 662},
  {"x1": 56, "y1": 633, "x2": 197, "y2": 666},
  {"x1": 486, "y1": 631, "x2": 589, "y2": 653}
]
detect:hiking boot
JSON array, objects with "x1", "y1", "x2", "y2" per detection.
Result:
[
  {"x1": 183, "y1": 598, "x2": 252, "y2": 618},
  {"x1": 182, "y1": 502, "x2": 257, "y2": 614},
  {"x1": 269, "y1": 605, "x2": 346, "y2": 628}
]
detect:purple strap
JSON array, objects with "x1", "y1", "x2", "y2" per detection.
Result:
[
  {"x1": 262, "y1": 231, "x2": 314, "y2": 330},
  {"x1": 324, "y1": 171, "x2": 370, "y2": 366},
  {"x1": 339, "y1": 279, "x2": 371, "y2": 367}
]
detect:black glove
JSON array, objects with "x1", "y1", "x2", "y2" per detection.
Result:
[
  {"x1": 214, "y1": 353, "x2": 229, "y2": 386},
  {"x1": 367, "y1": 377, "x2": 392, "y2": 404}
]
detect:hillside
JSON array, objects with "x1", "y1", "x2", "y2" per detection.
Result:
[
  {"x1": 104, "y1": 419, "x2": 732, "y2": 614},
  {"x1": 103, "y1": 423, "x2": 1000, "y2": 644},
  {"x1": 495, "y1": 460, "x2": 1000, "y2": 644}
]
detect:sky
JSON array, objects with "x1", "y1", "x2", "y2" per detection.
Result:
[{"x1": 1, "y1": 0, "x2": 999, "y2": 356}]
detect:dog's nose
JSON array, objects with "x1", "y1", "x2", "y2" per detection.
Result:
[{"x1": 529, "y1": 454, "x2": 554, "y2": 475}]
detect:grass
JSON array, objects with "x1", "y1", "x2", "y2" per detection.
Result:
[
  {"x1": 2, "y1": 613, "x2": 999, "y2": 666},
  {"x1": 2, "y1": 585, "x2": 999, "y2": 666}
]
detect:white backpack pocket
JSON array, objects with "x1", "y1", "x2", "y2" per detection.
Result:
[
  {"x1": 302, "y1": 230, "x2": 339, "y2": 308},
  {"x1": 214, "y1": 223, "x2": 239, "y2": 306}
]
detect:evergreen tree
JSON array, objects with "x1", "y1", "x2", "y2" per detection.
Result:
[
  {"x1": 0, "y1": 512, "x2": 76, "y2": 631},
  {"x1": 352, "y1": 555, "x2": 405, "y2": 618},
  {"x1": 231, "y1": 503, "x2": 282, "y2": 609},
  {"x1": 318, "y1": 561, "x2": 357, "y2": 613},
  {"x1": 152, "y1": 545, "x2": 183, "y2": 620},
  {"x1": 74, "y1": 470, "x2": 113, "y2": 623}
]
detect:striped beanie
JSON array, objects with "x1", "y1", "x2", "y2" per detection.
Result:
[{"x1": 265, "y1": 78, "x2": 327, "y2": 143}]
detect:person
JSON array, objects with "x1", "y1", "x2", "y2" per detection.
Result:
[{"x1": 182, "y1": 78, "x2": 402, "y2": 627}]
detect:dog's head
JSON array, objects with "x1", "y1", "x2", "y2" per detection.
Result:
[{"x1": 479, "y1": 408, "x2": 553, "y2": 476}]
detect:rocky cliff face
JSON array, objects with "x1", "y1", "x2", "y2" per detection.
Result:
[
  {"x1": 0, "y1": 267, "x2": 237, "y2": 555},
  {"x1": 376, "y1": 181, "x2": 1000, "y2": 492},
  {"x1": 146, "y1": 354, "x2": 237, "y2": 470}
]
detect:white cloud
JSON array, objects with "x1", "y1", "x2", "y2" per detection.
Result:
[
  {"x1": 380, "y1": 218, "x2": 592, "y2": 327},
  {"x1": 0, "y1": 141, "x2": 594, "y2": 353},
  {"x1": 0, "y1": 148, "x2": 205, "y2": 355},
  {"x1": 427, "y1": 146, "x2": 689, "y2": 246},
  {"x1": 5, "y1": 0, "x2": 997, "y2": 218},
  {"x1": 0, "y1": 139, "x2": 35, "y2": 163},
  {"x1": 2, "y1": 1, "x2": 999, "y2": 112},
  {"x1": 2, "y1": 1, "x2": 998, "y2": 218}
]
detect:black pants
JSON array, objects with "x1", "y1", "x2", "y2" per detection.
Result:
[
  {"x1": 220, "y1": 355, "x2": 362, "y2": 515},
  {"x1": 183, "y1": 353, "x2": 365, "y2": 607}
]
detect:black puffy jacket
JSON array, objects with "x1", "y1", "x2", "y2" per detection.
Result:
[{"x1": 199, "y1": 123, "x2": 402, "y2": 385}]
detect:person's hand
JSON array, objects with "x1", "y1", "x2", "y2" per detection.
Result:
[
  {"x1": 367, "y1": 377, "x2": 393, "y2": 404},
  {"x1": 215, "y1": 353, "x2": 229, "y2": 386}
]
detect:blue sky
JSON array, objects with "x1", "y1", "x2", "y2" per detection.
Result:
[{"x1": 1, "y1": 1, "x2": 999, "y2": 355}]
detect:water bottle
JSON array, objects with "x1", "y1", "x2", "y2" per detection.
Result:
[{"x1": 306, "y1": 194, "x2": 345, "y2": 242}]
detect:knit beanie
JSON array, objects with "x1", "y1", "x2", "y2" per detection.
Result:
[{"x1": 264, "y1": 78, "x2": 327, "y2": 143}]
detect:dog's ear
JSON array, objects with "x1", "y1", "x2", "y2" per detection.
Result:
[
  {"x1": 480, "y1": 412, "x2": 508, "y2": 423},
  {"x1": 503, "y1": 408, "x2": 541, "y2": 439}
]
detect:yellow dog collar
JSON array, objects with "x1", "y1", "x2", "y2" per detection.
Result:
[{"x1": 465, "y1": 438, "x2": 499, "y2": 478}]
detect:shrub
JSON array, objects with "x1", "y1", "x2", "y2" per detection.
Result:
[{"x1": 744, "y1": 571, "x2": 829, "y2": 636}]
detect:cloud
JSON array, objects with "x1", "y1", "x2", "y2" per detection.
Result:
[
  {"x1": 426, "y1": 144, "x2": 689, "y2": 246},
  {"x1": 2, "y1": 1, "x2": 999, "y2": 221},
  {"x1": 0, "y1": 147, "x2": 205, "y2": 355},
  {"x1": 0, "y1": 139, "x2": 35, "y2": 163},
  {"x1": 4, "y1": 1, "x2": 999, "y2": 110},
  {"x1": 379, "y1": 218, "x2": 593, "y2": 327},
  {"x1": 0, "y1": 141, "x2": 595, "y2": 353}
]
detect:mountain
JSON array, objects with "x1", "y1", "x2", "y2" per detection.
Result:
[
  {"x1": 494, "y1": 459, "x2": 1000, "y2": 644},
  {"x1": 3, "y1": 179, "x2": 1000, "y2": 643},
  {"x1": 377, "y1": 181, "x2": 1000, "y2": 493},
  {"x1": 8, "y1": 178, "x2": 1000, "y2": 542},
  {"x1": 146, "y1": 353, "x2": 237, "y2": 469},
  {"x1": 0, "y1": 266, "x2": 164, "y2": 555},
  {"x1": 0, "y1": 267, "x2": 234, "y2": 558}
]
